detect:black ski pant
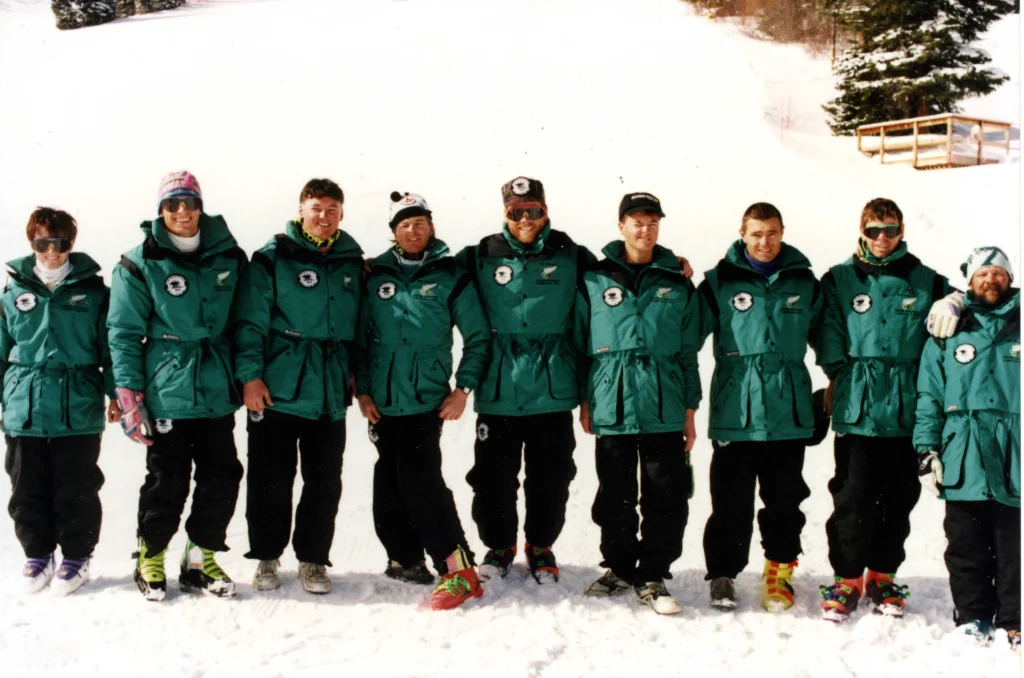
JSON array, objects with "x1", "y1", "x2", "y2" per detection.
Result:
[
  {"x1": 244, "y1": 409, "x2": 345, "y2": 566},
  {"x1": 944, "y1": 500, "x2": 1020, "y2": 632},
  {"x1": 370, "y1": 411, "x2": 473, "y2": 574},
  {"x1": 5, "y1": 434, "x2": 104, "y2": 559},
  {"x1": 592, "y1": 432, "x2": 691, "y2": 583},
  {"x1": 466, "y1": 411, "x2": 577, "y2": 551},
  {"x1": 825, "y1": 434, "x2": 921, "y2": 578},
  {"x1": 703, "y1": 439, "x2": 810, "y2": 579},
  {"x1": 137, "y1": 415, "x2": 242, "y2": 554}
]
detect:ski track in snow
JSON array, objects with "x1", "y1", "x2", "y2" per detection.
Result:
[{"x1": 0, "y1": 1, "x2": 1020, "y2": 676}]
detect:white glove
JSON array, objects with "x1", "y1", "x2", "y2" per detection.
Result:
[
  {"x1": 917, "y1": 450, "x2": 944, "y2": 496},
  {"x1": 926, "y1": 291, "x2": 964, "y2": 339}
]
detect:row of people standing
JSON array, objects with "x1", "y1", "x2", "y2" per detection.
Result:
[{"x1": 1, "y1": 172, "x2": 1018, "y2": 644}]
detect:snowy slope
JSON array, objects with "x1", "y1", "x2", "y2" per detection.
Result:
[{"x1": 0, "y1": 1, "x2": 1020, "y2": 676}]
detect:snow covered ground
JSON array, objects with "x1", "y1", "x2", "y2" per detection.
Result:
[{"x1": 0, "y1": 1, "x2": 1020, "y2": 676}]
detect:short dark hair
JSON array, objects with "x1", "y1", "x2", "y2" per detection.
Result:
[
  {"x1": 300, "y1": 178, "x2": 344, "y2": 204},
  {"x1": 741, "y1": 202, "x2": 784, "y2": 232},
  {"x1": 26, "y1": 207, "x2": 77, "y2": 242},
  {"x1": 860, "y1": 198, "x2": 903, "y2": 230}
]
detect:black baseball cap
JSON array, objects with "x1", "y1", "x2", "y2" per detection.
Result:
[{"x1": 619, "y1": 192, "x2": 665, "y2": 221}]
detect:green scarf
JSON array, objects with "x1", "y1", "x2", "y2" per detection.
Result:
[{"x1": 856, "y1": 239, "x2": 908, "y2": 266}]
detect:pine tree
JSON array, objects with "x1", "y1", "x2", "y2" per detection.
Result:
[{"x1": 823, "y1": 0, "x2": 1015, "y2": 135}]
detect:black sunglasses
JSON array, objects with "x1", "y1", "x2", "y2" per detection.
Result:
[
  {"x1": 161, "y1": 196, "x2": 202, "y2": 213},
  {"x1": 507, "y1": 207, "x2": 546, "y2": 221},
  {"x1": 863, "y1": 224, "x2": 902, "y2": 239},
  {"x1": 31, "y1": 237, "x2": 72, "y2": 254}
]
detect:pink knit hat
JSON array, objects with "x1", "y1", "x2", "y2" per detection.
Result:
[{"x1": 157, "y1": 171, "x2": 203, "y2": 213}]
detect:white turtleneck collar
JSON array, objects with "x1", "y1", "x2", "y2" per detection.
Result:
[
  {"x1": 168, "y1": 231, "x2": 201, "y2": 253},
  {"x1": 34, "y1": 260, "x2": 73, "y2": 291}
]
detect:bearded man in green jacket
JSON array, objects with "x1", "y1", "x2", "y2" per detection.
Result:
[
  {"x1": 915, "y1": 247, "x2": 1020, "y2": 649},
  {"x1": 574, "y1": 192, "x2": 701, "y2": 615},
  {"x1": 108, "y1": 171, "x2": 247, "y2": 601},
  {"x1": 455, "y1": 176, "x2": 593, "y2": 583},
  {"x1": 698, "y1": 202, "x2": 824, "y2": 613},
  {"x1": 815, "y1": 198, "x2": 953, "y2": 623},
  {"x1": 233, "y1": 178, "x2": 364, "y2": 595},
  {"x1": 356, "y1": 191, "x2": 490, "y2": 610}
]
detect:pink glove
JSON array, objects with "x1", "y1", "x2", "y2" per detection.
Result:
[{"x1": 116, "y1": 387, "x2": 153, "y2": 446}]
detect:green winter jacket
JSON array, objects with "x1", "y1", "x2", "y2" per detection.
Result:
[
  {"x1": 107, "y1": 215, "x2": 247, "y2": 421},
  {"x1": 573, "y1": 242, "x2": 701, "y2": 436},
  {"x1": 356, "y1": 240, "x2": 491, "y2": 416},
  {"x1": 913, "y1": 290, "x2": 1020, "y2": 507},
  {"x1": 818, "y1": 244, "x2": 952, "y2": 437},
  {"x1": 1, "y1": 254, "x2": 113, "y2": 437},
  {"x1": 455, "y1": 223, "x2": 595, "y2": 417},
  {"x1": 697, "y1": 241, "x2": 824, "y2": 442},
  {"x1": 232, "y1": 221, "x2": 363, "y2": 422}
]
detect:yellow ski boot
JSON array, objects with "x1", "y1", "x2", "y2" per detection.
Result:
[{"x1": 762, "y1": 559, "x2": 797, "y2": 612}]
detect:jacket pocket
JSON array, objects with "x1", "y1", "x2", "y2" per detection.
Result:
[
  {"x1": 481, "y1": 346, "x2": 505, "y2": 403},
  {"x1": 790, "y1": 365, "x2": 814, "y2": 428},
  {"x1": 657, "y1": 361, "x2": 686, "y2": 428},
  {"x1": 263, "y1": 334, "x2": 305, "y2": 402},
  {"x1": 144, "y1": 347, "x2": 195, "y2": 411},
  {"x1": 709, "y1": 370, "x2": 747, "y2": 430},
  {"x1": 997, "y1": 418, "x2": 1020, "y2": 501},
  {"x1": 2, "y1": 369, "x2": 33, "y2": 431},
  {"x1": 832, "y1": 365, "x2": 865, "y2": 426},
  {"x1": 589, "y1": 361, "x2": 623, "y2": 427},
  {"x1": 545, "y1": 343, "x2": 578, "y2": 401},
  {"x1": 938, "y1": 423, "x2": 969, "y2": 491},
  {"x1": 66, "y1": 369, "x2": 104, "y2": 431},
  {"x1": 415, "y1": 355, "x2": 452, "y2": 406}
]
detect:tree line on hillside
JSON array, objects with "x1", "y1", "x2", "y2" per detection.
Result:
[{"x1": 682, "y1": 0, "x2": 1019, "y2": 134}]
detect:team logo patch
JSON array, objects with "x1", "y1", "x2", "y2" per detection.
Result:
[
  {"x1": 14, "y1": 292, "x2": 37, "y2": 312},
  {"x1": 164, "y1": 275, "x2": 188, "y2": 297},
  {"x1": 603, "y1": 286, "x2": 624, "y2": 307},
  {"x1": 248, "y1": 410, "x2": 264, "y2": 423},
  {"x1": 418, "y1": 283, "x2": 437, "y2": 296},
  {"x1": 344, "y1": 275, "x2": 352, "y2": 289},
  {"x1": 716, "y1": 440, "x2": 731, "y2": 447},
  {"x1": 368, "y1": 424, "x2": 380, "y2": 443},
  {"x1": 400, "y1": 195, "x2": 418, "y2": 205},
  {"x1": 901, "y1": 297, "x2": 917, "y2": 311},
  {"x1": 297, "y1": 270, "x2": 319, "y2": 288},
  {"x1": 851, "y1": 293, "x2": 872, "y2": 314},
  {"x1": 731, "y1": 292, "x2": 753, "y2": 312},
  {"x1": 69, "y1": 294, "x2": 88, "y2": 306},
  {"x1": 542, "y1": 266, "x2": 558, "y2": 279},
  {"x1": 378, "y1": 282, "x2": 397, "y2": 299},
  {"x1": 655, "y1": 287, "x2": 672, "y2": 300},
  {"x1": 1011, "y1": 344, "x2": 1021, "y2": 358},
  {"x1": 217, "y1": 271, "x2": 231, "y2": 285},
  {"x1": 493, "y1": 265, "x2": 513, "y2": 286},
  {"x1": 511, "y1": 178, "x2": 531, "y2": 195},
  {"x1": 786, "y1": 295, "x2": 800, "y2": 308},
  {"x1": 954, "y1": 343, "x2": 977, "y2": 364},
  {"x1": 154, "y1": 419, "x2": 173, "y2": 434},
  {"x1": 477, "y1": 423, "x2": 490, "y2": 442}
]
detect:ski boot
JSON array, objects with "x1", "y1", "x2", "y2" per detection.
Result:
[
  {"x1": 430, "y1": 547, "x2": 482, "y2": 610},
  {"x1": 634, "y1": 580, "x2": 681, "y2": 615},
  {"x1": 1008, "y1": 630, "x2": 1021, "y2": 652},
  {"x1": 133, "y1": 538, "x2": 167, "y2": 602},
  {"x1": 960, "y1": 620, "x2": 994, "y2": 646},
  {"x1": 820, "y1": 576, "x2": 862, "y2": 623},
  {"x1": 709, "y1": 576, "x2": 737, "y2": 611},
  {"x1": 22, "y1": 553, "x2": 55, "y2": 594},
  {"x1": 478, "y1": 546, "x2": 516, "y2": 581},
  {"x1": 385, "y1": 560, "x2": 435, "y2": 585},
  {"x1": 52, "y1": 557, "x2": 90, "y2": 596},
  {"x1": 525, "y1": 543, "x2": 558, "y2": 584},
  {"x1": 585, "y1": 570, "x2": 632, "y2": 597},
  {"x1": 762, "y1": 559, "x2": 797, "y2": 612},
  {"x1": 864, "y1": 570, "x2": 909, "y2": 617},
  {"x1": 180, "y1": 540, "x2": 236, "y2": 597}
]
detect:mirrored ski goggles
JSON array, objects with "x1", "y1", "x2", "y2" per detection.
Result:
[
  {"x1": 31, "y1": 237, "x2": 72, "y2": 254},
  {"x1": 863, "y1": 223, "x2": 902, "y2": 239},
  {"x1": 507, "y1": 207, "x2": 546, "y2": 221},
  {"x1": 160, "y1": 196, "x2": 202, "y2": 213}
]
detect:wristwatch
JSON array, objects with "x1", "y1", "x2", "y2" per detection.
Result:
[{"x1": 458, "y1": 385, "x2": 472, "y2": 395}]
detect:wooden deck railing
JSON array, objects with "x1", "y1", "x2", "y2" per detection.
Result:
[{"x1": 857, "y1": 113, "x2": 1013, "y2": 169}]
